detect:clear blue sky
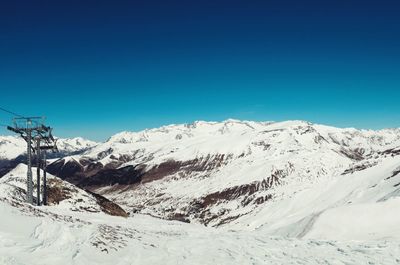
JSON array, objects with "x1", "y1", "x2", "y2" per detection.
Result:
[{"x1": 0, "y1": 0, "x2": 399, "y2": 141}]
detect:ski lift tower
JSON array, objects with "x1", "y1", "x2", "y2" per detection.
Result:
[{"x1": 7, "y1": 117, "x2": 57, "y2": 205}]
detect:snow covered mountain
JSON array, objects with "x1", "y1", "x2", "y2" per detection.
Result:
[
  {"x1": 0, "y1": 135, "x2": 97, "y2": 160},
  {"x1": 0, "y1": 135, "x2": 98, "y2": 177},
  {"x1": 45, "y1": 120, "x2": 400, "y2": 233},
  {"x1": 53, "y1": 137, "x2": 99, "y2": 156}
]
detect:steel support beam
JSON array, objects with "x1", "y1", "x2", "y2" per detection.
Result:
[
  {"x1": 42, "y1": 151, "x2": 47, "y2": 206},
  {"x1": 36, "y1": 138, "x2": 41, "y2": 206},
  {"x1": 26, "y1": 129, "x2": 33, "y2": 204}
]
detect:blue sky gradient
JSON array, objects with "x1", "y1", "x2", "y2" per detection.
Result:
[{"x1": 0, "y1": 0, "x2": 399, "y2": 140}]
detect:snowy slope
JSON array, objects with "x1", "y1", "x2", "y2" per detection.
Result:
[
  {"x1": 0, "y1": 198, "x2": 400, "y2": 265},
  {"x1": 0, "y1": 164, "x2": 127, "y2": 217},
  {"x1": 231, "y1": 153, "x2": 400, "y2": 240},
  {"x1": 0, "y1": 136, "x2": 26, "y2": 160},
  {"x1": 45, "y1": 120, "x2": 400, "y2": 233}
]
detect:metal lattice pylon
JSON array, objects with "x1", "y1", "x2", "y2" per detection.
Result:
[{"x1": 7, "y1": 117, "x2": 57, "y2": 206}]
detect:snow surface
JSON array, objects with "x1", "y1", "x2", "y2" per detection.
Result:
[{"x1": 0, "y1": 198, "x2": 400, "y2": 265}]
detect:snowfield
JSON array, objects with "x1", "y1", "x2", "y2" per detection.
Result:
[
  {"x1": 233, "y1": 154, "x2": 400, "y2": 240},
  {"x1": 1, "y1": 201, "x2": 400, "y2": 265},
  {"x1": 1, "y1": 120, "x2": 400, "y2": 264}
]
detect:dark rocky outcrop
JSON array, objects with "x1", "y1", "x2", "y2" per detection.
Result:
[
  {"x1": 342, "y1": 161, "x2": 379, "y2": 175},
  {"x1": 182, "y1": 174, "x2": 282, "y2": 226},
  {"x1": 386, "y1": 169, "x2": 400, "y2": 180},
  {"x1": 47, "y1": 178, "x2": 128, "y2": 217},
  {"x1": 86, "y1": 190, "x2": 129, "y2": 218},
  {"x1": 47, "y1": 178, "x2": 74, "y2": 205},
  {"x1": 199, "y1": 176, "x2": 279, "y2": 209},
  {"x1": 47, "y1": 154, "x2": 233, "y2": 191},
  {"x1": 380, "y1": 148, "x2": 400, "y2": 157},
  {"x1": 46, "y1": 158, "x2": 85, "y2": 183},
  {"x1": 340, "y1": 148, "x2": 365, "y2": 161},
  {"x1": 78, "y1": 165, "x2": 143, "y2": 189}
]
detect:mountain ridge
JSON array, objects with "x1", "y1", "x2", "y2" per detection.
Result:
[{"x1": 38, "y1": 119, "x2": 400, "y2": 230}]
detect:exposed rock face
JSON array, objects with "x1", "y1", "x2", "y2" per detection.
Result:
[
  {"x1": 47, "y1": 158, "x2": 85, "y2": 183},
  {"x1": 47, "y1": 154, "x2": 233, "y2": 191},
  {"x1": 47, "y1": 158, "x2": 142, "y2": 187},
  {"x1": 47, "y1": 178, "x2": 74, "y2": 205},
  {"x1": 86, "y1": 190, "x2": 129, "y2": 218},
  {"x1": 79, "y1": 165, "x2": 143, "y2": 189}
]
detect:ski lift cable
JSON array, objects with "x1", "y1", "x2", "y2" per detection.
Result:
[{"x1": 0, "y1": 106, "x2": 25, "y2": 118}]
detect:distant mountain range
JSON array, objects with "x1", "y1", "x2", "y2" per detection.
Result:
[{"x1": 0, "y1": 136, "x2": 97, "y2": 160}]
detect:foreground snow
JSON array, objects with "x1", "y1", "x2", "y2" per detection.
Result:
[{"x1": 0, "y1": 201, "x2": 400, "y2": 265}]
